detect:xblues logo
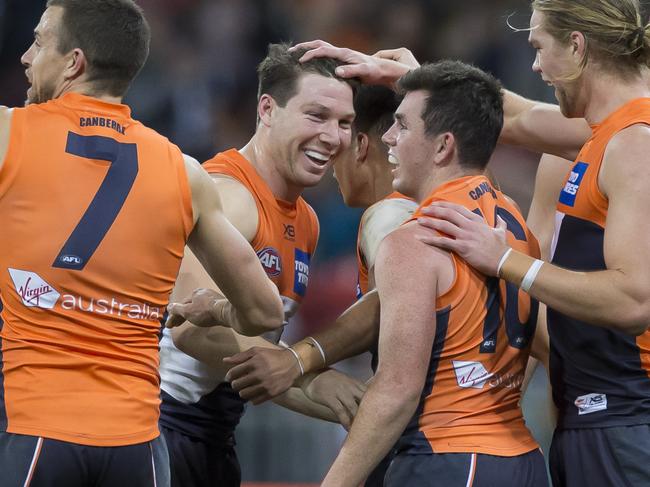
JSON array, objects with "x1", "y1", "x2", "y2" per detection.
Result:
[
  {"x1": 9, "y1": 268, "x2": 61, "y2": 309},
  {"x1": 293, "y1": 249, "x2": 310, "y2": 297},
  {"x1": 559, "y1": 162, "x2": 589, "y2": 207},
  {"x1": 257, "y1": 247, "x2": 282, "y2": 278},
  {"x1": 575, "y1": 393, "x2": 607, "y2": 415}
]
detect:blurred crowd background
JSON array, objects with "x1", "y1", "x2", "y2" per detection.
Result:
[{"x1": 0, "y1": 0, "x2": 556, "y2": 483}]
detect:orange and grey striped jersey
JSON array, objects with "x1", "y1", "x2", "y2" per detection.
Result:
[
  {"x1": 0, "y1": 93, "x2": 193, "y2": 446},
  {"x1": 399, "y1": 175, "x2": 540, "y2": 456},
  {"x1": 551, "y1": 98, "x2": 650, "y2": 428}
]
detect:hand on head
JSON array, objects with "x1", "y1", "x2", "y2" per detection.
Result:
[{"x1": 290, "y1": 40, "x2": 419, "y2": 87}]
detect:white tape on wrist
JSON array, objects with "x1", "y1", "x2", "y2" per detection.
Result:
[
  {"x1": 306, "y1": 336, "x2": 326, "y2": 366},
  {"x1": 286, "y1": 347, "x2": 305, "y2": 376},
  {"x1": 520, "y1": 259, "x2": 544, "y2": 293},
  {"x1": 496, "y1": 248, "x2": 513, "y2": 277}
]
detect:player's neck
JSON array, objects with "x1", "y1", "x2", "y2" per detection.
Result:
[
  {"x1": 240, "y1": 137, "x2": 303, "y2": 203},
  {"x1": 370, "y1": 160, "x2": 397, "y2": 204},
  {"x1": 415, "y1": 166, "x2": 483, "y2": 203},
  {"x1": 55, "y1": 79, "x2": 122, "y2": 105},
  {"x1": 582, "y1": 69, "x2": 650, "y2": 124}
]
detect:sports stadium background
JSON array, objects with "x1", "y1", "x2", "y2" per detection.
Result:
[{"x1": 0, "y1": 0, "x2": 556, "y2": 483}]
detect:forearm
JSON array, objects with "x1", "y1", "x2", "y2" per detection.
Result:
[
  {"x1": 501, "y1": 250, "x2": 649, "y2": 334},
  {"x1": 500, "y1": 90, "x2": 586, "y2": 160},
  {"x1": 212, "y1": 297, "x2": 280, "y2": 337},
  {"x1": 292, "y1": 290, "x2": 380, "y2": 374},
  {"x1": 323, "y1": 377, "x2": 418, "y2": 487},
  {"x1": 173, "y1": 323, "x2": 282, "y2": 368},
  {"x1": 272, "y1": 387, "x2": 338, "y2": 423}
]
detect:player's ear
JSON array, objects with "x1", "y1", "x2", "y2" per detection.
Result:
[
  {"x1": 355, "y1": 132, "x2": 369, "y2": 163},
  {"x1": 433, "y1": 132, "x2": 456, "y2": 166},
  {"x1": 258, "y1": 94, "x2": 275, "y2": 127},
  {"x1": 64, "y1": 48, "x2": 87, "y2": 82}
]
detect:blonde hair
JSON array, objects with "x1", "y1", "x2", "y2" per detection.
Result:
[{"x1": 531, "y1": 0, "x2": 649, "y2": 79}]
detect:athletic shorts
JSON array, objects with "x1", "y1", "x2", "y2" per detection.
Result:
[
  {"x1": 384, "y1": 448, "x2": 548, "y2": 487},
  {"x1": 365, "y1": 448, "x2": 397, "y2": 486},
  {"x1": 0, "y1": 431, "x2": 169, "y2": 487},
  {"x1": 162, "y1": 425, "x2": 240, "y2": 487},
  {"x1": 550, "y1": 424, "x2": 650, "y2": 487}
]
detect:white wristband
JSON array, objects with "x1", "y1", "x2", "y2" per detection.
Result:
[
  {"x1": 496, "y1": 248, "x2": 513, "y2": 277},
  {"x1": 286, "y1": 347, "x2": 305, "y2": 376},
  {"x1": 306, "y1": 336, "x2": 326, "y2": 366},
  {"x1": 520, "y1": 259, "x2": 544, "y2": 293}
]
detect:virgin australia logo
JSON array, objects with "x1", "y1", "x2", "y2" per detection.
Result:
[
  {"x1": 452, "y1": 360, "x2": 493, "y2": 389},
  {"x1": 8, "y1": 268, "x2": 60, "y2": 309}
]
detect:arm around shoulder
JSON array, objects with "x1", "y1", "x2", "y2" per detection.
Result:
[{"x1": 500, "y1": 90, "x2": 590, "y2": 161}]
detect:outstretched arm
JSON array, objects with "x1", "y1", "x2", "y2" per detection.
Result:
[
  {"x1": 416, "y1": 127, "x2": 650, "y2": 335},
  {"x1": 501, "y1": 90, "x2": 591, "y2": 161},
  {"x1": 223, "y1": 291, "x2": 379, "y2": 402},
  {"x1": 181, "y1": 156, "x2": 283, "y2": 336}
]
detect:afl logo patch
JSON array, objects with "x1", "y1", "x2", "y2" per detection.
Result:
[{"x1": 257, "y1": 247, "x2": 282, "y2": 277}]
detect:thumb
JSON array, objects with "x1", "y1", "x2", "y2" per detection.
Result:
[{"x1": 165, "y1": 304, "x2": 187, "y2": 328}]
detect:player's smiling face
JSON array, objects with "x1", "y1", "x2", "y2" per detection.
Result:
[
  {"x1": 382, "y1": 90, "x2": 436, "y2": 201},
  {"x1": 21, "y1": 6, "x2": 69, "y2": 105},
  {"x1": 266, "y1": 73, "x2": 355, "y2": 191}
]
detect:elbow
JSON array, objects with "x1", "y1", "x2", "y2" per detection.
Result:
[
  {"x1": 239, "y1": 300, "x2": 284, "y2": 337},
  {"x1": 374, "y1": 369, "x2": 422, "y2": 409},
  {"x1": 171, "y1": 324, "x2": 194, "y2": 354},
  {"x1": 617, "y1": 305, "x2": 650, "y2": 336}
]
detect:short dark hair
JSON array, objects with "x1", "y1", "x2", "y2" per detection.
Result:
[
  {"x1": 257, "y1": 42, "x2": 357, "y2": 106},
  {"x1": 47, "y1": 0, "x2": 150, "y2": 97},
  {"x1": 398, "y1": 60, "x2": 504, "y2": 170},
  {"x1": 353, "y1": 85, "x2": 401, "y2": 137}
]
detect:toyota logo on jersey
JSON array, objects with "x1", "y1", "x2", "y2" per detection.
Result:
[{"x1": 257, "y1": 247, "x2": 282, "y2": 277}]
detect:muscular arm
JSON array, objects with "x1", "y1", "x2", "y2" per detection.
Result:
[
  {"x1": 521, "y1": 126, "x2": 650, "y2": 334},
  {"x1": 501, "y1": 90, "x2": 591, "y2": 161},
  {"x1": 322, "y1": 223, "x2": 442, "y2": 487},
  {"x1": 172, "y1": 174, "x2": 287, "y2": 370},
  {"x1": 293, "y1": 199, "x2": 417, "y2": 370},
  {"x1": 183, "y1": 156, "x2": 283, "y2": 335},
  {"x1": 222, "y1": 200, "x2": 418, "y2": 403},
  {"x1": 419, "y1": 127, "x2": 650, "y2": 335}
]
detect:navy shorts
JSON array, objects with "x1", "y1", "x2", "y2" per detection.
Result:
[
  {"x1": 162, "y1": 425, "x2": 240, "y2": 487},
  {"x1": 0, "y1": 431, "x2": 169, "y2": 487},
  {"x1": 550, "y1": 424, "x2": 650, "y2": 487},
  {"x1": 384, "y1": 448, "x2": 548, "y2": 487}
]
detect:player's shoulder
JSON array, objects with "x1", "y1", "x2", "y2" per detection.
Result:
[
  {"x1": 605, "y1": 123, "x2": 650, "y2": 157},
  {"x1": 361, "y1": 196, "x2": 418, "y2": 228}
]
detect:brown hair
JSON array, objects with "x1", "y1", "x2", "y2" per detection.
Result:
[
  {"x1": 256, "y1": 42, "x2": 357, "y2": 106},
  {"x1": 398, "y1": 60, "x2": 504, "y2": 171},
  {"x1": 47, "y1": 0, "x2": 150, "y2": 96}
]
